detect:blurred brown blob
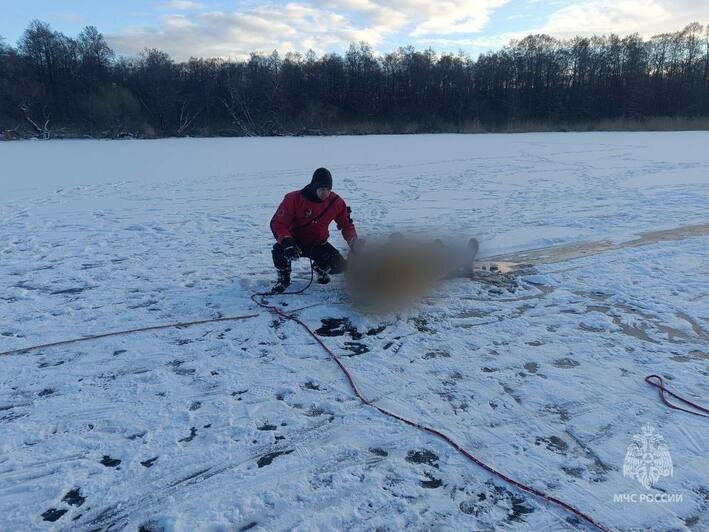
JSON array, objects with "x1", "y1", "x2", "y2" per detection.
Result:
[{"x1": 345, "y1": 235, "x2": 478, "y2": 313}]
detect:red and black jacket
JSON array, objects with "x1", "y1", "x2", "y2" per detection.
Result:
[{"x1": 270, "y1": 186, "x2": 357, "y2": 248}]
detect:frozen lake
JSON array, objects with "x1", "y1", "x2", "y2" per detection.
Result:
[{"x1": 0, "y1": 132, "x2": 707, "y2": 530}]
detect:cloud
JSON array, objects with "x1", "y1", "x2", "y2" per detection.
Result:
[
  {"x1": 415, "y1": 31, "x2": 526, "y2": 50},
  {"x1": 535, "y1": 0, "x2": 709, "y2": 38},
  {"x1": 49, "y1": 12, "x2": 84, "y2": 23},
  {"x1": 108, "y1": 0, "x2": 514, "y2": 61},
  {"x1": 409, "y1": 0, "x2": 510, "y2": 36},
  {"x1": 454, "y1": 0, "x2": 709, "y2": 56},
  {"x1": 156, "y1": 1, "x2": 204, "y2": 10},
  {"x1": 108, "y1": 3, "x2": 382, "y2": 60},
  {"x1": 319, "y1": 0, "x2": 510, "y2": 36},
  {"x1": 106, "y1": 0, "x2": 707, "y2": 61}
]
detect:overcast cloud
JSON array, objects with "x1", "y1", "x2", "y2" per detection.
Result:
[{"x1": 100, "y1": 0, "x2": 709, "y2": 60}]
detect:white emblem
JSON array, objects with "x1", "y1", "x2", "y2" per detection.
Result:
[{"x1": 623, "y1": 423, "x2": 673, "y2": 489}]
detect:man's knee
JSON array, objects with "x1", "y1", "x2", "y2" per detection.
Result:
[
  {"x1": 328, "y1": 256, "x2": 347, "y2": 274},
  {"x1": 315, "y1": 244, "x2": 346, "y2": 274}
]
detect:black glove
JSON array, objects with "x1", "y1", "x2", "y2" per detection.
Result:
[
  {"x1": 348, "y1": 238, "x2": 365, "y2": 254},
  {"x1": 282, "y1": 238, "x2": 300, "y2": 260}
]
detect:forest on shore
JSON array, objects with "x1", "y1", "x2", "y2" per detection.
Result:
[{"x1": 1, "y1": 21, "x2": 708, "y2": 139}]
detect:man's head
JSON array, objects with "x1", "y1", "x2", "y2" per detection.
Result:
[{"x1": 311, "y1": 167, "x2": 332, "y2": 201}]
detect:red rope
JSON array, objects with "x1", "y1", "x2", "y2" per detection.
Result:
[
  {"x1": 15, "y1": 274, "x2": 696, "y2": 528},
  {"x1": 0, "y1": 314, "x2": 259, "y2": 357},
  {"x1": 645, "y1": 374, "x2": 708, "y2": 418},
  {"x1": 251, "y1": 292, "x2": 609, "y2": 532}
]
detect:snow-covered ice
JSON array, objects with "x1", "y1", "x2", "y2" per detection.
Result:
[{"x1": 0, "y1": 132, "x2": 707, "y2": 530}]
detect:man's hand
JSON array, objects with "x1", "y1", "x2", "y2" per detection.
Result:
[
  {"x1": 282, "y1": 238, "x2": 301, "y2": 260},
  {"x1": 348, "y1": 238, "x2": 365, "y2": 254}
]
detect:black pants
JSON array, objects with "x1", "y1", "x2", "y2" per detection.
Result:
[{"x1": 272, "y1": 241, "x2": 347, "y2": 275}]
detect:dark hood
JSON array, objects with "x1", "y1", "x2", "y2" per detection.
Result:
[{"x1": 300, "y1": 183, "x2": 325, "y2": 203}]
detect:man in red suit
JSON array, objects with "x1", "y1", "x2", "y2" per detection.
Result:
[{"x1": 269, "y1": 167, "x2": 362, "y2": 293}]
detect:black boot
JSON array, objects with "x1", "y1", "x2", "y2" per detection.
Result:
[
  {"x1": 459, "y1": 238, "x2": 479, "y2": 277},
  {"x1": 271, "y1": 269, "x2": 291, "y2": 294},
  {"x1": 314, "y1": 265, "x2": 330, "y2": 285},
  {"x1": 467, "y1": 238, "x2": 479, "y2": 259}
]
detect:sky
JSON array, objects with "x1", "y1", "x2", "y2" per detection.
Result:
[{"x1": 0, "y1": 0, "x2": 707, "y2": 60}]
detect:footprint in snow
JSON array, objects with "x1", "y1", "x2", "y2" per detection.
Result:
[
  {"x1": 62, "y1": 488, "x2": 85, "y2": 507},
  {"x1": 406, "y1": 449, "x2": 439, "y2": 468},
  {"x1": 315, "y1": 317, "x2": 363, "y2": 340},
  {"x1": 534, "y1": 436, "x2": 568, "y2": 455},
  {"x1": 100, "y1": 455, "x2": 121, "y2": 467},
  {"x1": 41, "y1": 508, "x2": 68, "y2": 522},
  {"x1": 178, "y1": 427, "x2": 197, "y2": 442}
]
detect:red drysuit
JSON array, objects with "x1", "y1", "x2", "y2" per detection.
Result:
[{"x1": 270, "y1": 189, "x2": 357, "y2": 248}]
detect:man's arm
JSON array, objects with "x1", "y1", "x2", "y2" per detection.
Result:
[
  {"x1": 270, "y1": 194, "x2": 297, "y2": 244},
  {"x1": 334, "y1": 197, "x2": 358, "y2": 246}
]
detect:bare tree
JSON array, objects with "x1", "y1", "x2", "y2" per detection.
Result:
[
  {"x1": 177, "y1": 101, "x2": 201, "y2": 135},
  {"x1": 20, "y1": 103, "x2": 51, "y2": 139}
]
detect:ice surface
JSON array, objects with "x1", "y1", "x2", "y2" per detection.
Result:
[{"x1": 0, "y1": 132, "x2": 707, "y2": 530}]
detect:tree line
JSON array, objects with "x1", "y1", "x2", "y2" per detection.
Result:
[{"x1": 1, "y1": 20, "x2": 708, "y2": 139}]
